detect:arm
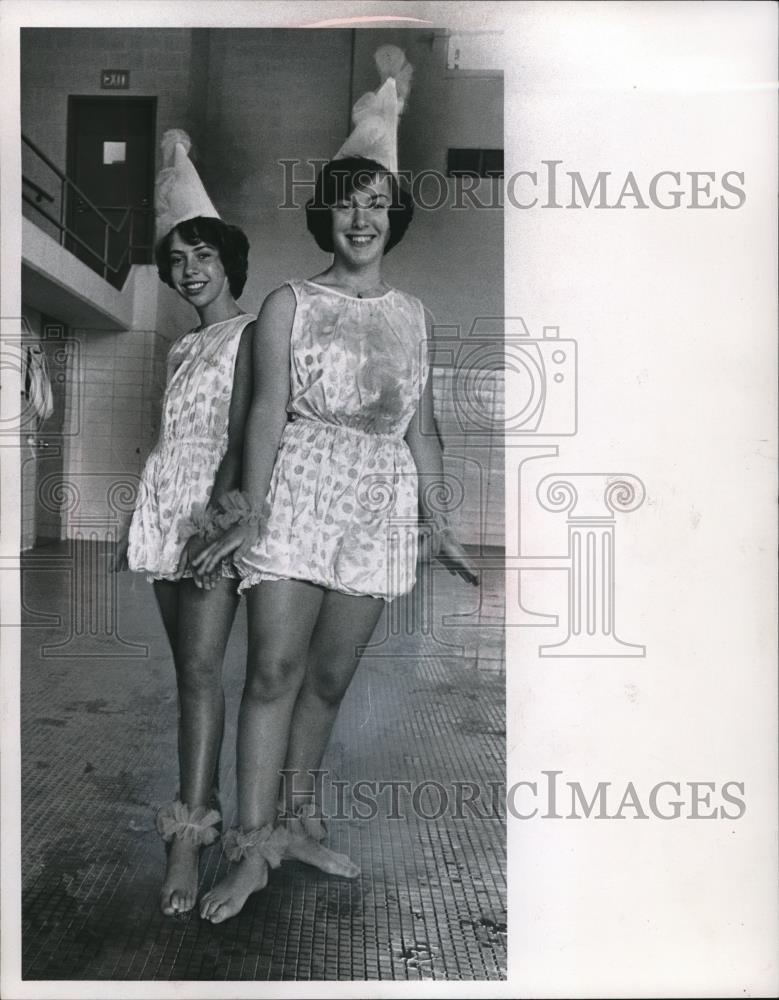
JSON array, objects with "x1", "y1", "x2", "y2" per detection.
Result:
[
  {"x1": 405, "y1": 347, "x2": 479, "y2": 587},
  {"x1": 192, "y1": 287, "x2": 295, "y2": 574},
  {"x1": 181, "y1": 320, "x2": 255, "y2": 587},
  {"x1": 210, "y1": 320, "x2": 255, "y2": 503}
]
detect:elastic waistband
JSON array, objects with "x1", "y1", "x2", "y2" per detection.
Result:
[
  {"x1": 287, "y1": 416, "x2": 402, "y2": 443},
  {"x1": 160, "y1": 435, "x2": 220, "y2": 446}
]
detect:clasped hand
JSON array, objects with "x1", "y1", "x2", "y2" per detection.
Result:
[
  {"x1": 189, "y1": 523, "x2": 480, "y2": 587},
  {"x1": 175, "y1": 535, "x2": 221, "y2": 590},
  {"x1": 189, "y1": 522, "x2": 258, "y2": 579}
]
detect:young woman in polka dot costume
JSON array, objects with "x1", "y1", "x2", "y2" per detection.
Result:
[
  {"x1": 192, "y1": 152, "x2": 477, "y2": 923},
  {"x1": 123, "y1": 217, "x2": 255, "y2": 917}
]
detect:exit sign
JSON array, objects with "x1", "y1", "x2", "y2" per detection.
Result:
[{"x1": 101, "y1": 69, "x2": 129, "y2": 89}]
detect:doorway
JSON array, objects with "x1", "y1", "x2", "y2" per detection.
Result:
[{"x1": 66, "y1": 96, "x2": 156, "y2": 289}]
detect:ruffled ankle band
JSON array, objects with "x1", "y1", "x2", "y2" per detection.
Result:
[
  {"x1": 222, "y1": 823, "x2": 289, "y2": 868},
  {"x1": 155, "y1": 800, "x2": 222, "y2": 847},
  {"x1": 281, "y1": 802, "x2": 327, "y2": 842}
]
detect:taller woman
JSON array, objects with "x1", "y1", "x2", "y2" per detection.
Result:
[{"x1": 194, "y1": 47, "x2": 477, "y2": 923}]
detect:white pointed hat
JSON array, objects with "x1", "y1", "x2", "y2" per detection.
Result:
[
  {"x1": 334, "y1": 45, "x2": 413, "y2": 175},
  {"x1": 154, "y1": 129, "x2": 220, "y2": 244}
]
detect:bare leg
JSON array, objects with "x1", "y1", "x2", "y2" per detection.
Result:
[
  {"x1": 154, "y1": 578, "x2": 239, "y2": 916},
  {"x1": 154, "y1": 579, "x2": 180, "y2": 647},
  {"x1": 280, "y1": 591, "x2": 384, "y2": 875},
  {"x1": 200, "y1": 579, "x2": 324, "y2": 923},
  {"x1": 285, "y1": 590, "x2": 384, "y2": 803}
]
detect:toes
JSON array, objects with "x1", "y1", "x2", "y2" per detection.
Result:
[
  {"x1": 318, "y1": 851, "x2": 360, "y2": 878},
  {"x1": 336, "y1": 857, "x2": 361, "y2": 879},
  {"x1": 200, "y1": 894, "x2": 230, "y2": 924},
  {"x1": 200, "y1": 890, "x2": 228, "y2": 922},
  {"x1": 288, "y1": 839, "x2": 361, "y2": 878},
  {"x1": 171, "y1": 890, "x2": 194, "y2": 913},
  {"x1": 208, "y1": 903, "x2": 230, "y2": 925},
  {"x1": 161, "y1": 888, "x2": 194, "y2": 917}
]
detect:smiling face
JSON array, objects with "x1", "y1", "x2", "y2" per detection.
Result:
[
  {"x1": 168, "y1": 232, "x2": 230, "y2": 309},
  {"x1": 330, "y1": 173, "x2": 392, "y2": 268}
]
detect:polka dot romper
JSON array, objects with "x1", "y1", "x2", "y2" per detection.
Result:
[
  {"x1": 128, "y1": 314, "x2": 255, "y2": 581},
  {"x1": 236, "y1": 280, "x2": 428, "y2": 600}
]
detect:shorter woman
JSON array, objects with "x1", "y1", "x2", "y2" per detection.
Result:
[{"x1": 119, "y1": 130, "x2": 256, "y2": 916}]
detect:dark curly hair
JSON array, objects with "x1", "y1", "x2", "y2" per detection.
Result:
[
  {"x1": 155, "y1": 216, "x2": 250, "y2": 299},
  {"x1": 306, "y1": 156, "x2": 414, "y2": 255}
]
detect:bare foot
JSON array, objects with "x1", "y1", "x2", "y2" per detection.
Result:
[
  {"x1": 285, "y1": 835, "x2": 360, "y2": 878},
  {"x1": 159, "y1": 839, "x2": 200, "y2": 916},
  {"x1": 199, "y1": 854, "x2": 269, "y2": 923}
]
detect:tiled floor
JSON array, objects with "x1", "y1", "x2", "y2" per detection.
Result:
[{"x1": 20, "y1": 542, "x2": 506, "y2": 981}]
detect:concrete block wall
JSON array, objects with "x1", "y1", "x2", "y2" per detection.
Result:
[
  {"x1": 199, "y1": 29, "x2": 354, "y2": 314},
  {"x1": 20, "y1": 420, "x2": 38, "y2": 552},
  {"x1": 61, "y1": 328, "x2": 164, "y2": 540},
  {"x1": 432, "y1": 368, "x2": 504, "y2": 549},
  {"x1": 20, "y1": 27, "x2": 504, "y2": 550},
  {"x1": 21, "y1": 28, "x2": 201, "y2": 246},
  {"x1": 19, "y1": 309, "x2": 43, "y2": 550},
  {"x1": 19, "y1": 307, "x2": 72, "y2": 549},
  {"x1": 58, "y1": 267, "x2": 196, "y2": 542}
]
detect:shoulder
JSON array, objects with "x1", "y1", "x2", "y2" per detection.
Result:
[
  {"x1": 259, "y1": 284, "x2": 297, "y2": 318},
  {"x1": 227, "y1": 313, "x2": 256, "y2": 345},
  {"x1": 390, "y1": 288, "x2": 430, "y2": 334},
  {"x1": 166, "y1": 329, "x2": 197, "y2": 365},
  {"x1": 170, "y1": 327, "x2": 199, "y2": 348},
  {"x1": 236, "y1": 318, "x2": 256, "y2": 355},
  {"x1": 251, "y1": 286, "x2": 297, "y2": 362},
  {"x1": 390, "y1": 285, "x2": 426, "y2": 311},
  {"x1": 237, "y1": 312, "x2": 257, "y2": 334}
]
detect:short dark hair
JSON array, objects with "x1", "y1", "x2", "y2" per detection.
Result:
[
  {"x1": 306, "y1": 156, "x2": 414, "y2": 255},
  {"x1": 155, "y1": 216, "x2": 250, "y2": 298}
]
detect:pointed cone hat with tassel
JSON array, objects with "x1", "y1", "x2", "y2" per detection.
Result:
[
  {"x1": 334, "y1": 45, "x2": 413, "y2": 175},
  {"x1": 154, "y1": 129, "x2": 220, "y2": 244}
]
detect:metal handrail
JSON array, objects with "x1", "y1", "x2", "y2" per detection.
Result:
[
  {"x1": 23, "y1": 133, "x2": 128, "y2": 234},
  {"x1": 22, "y1": 193, "x2": 134, "y2": 275},
  {"x1": 22, "y1": 176, "x2": 54, "y2": 204},
  {"x1": 22, "y1": 131, "x2": 152, "y2": 281}
]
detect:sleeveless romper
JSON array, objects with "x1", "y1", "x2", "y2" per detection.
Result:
[
  {"x1": 236, "y1": 280, "x2": 428, "y2": 601},
  {"x1": 128, "y1": 313, "x2": 255, "y2": 581}
]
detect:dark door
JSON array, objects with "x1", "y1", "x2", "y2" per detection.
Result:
[{"x1": 66, "y1": 97, "x2": 156, "y2": 289}]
